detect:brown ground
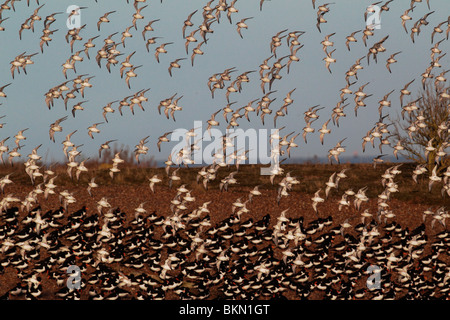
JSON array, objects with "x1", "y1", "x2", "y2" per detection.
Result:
[{"x1": 0, "y1": 163, "x2": 449, "y2": 300}]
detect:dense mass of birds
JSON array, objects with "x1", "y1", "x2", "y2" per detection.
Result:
[
  {"x1": 0, "y1": 0, "x2": 449, "y2": 300},
  {"x1": 0, "y1": 196, "x2": 449, "y2": 300}
]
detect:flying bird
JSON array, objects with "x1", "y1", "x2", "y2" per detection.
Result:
[
  {"x1": 386, "y1": 51, "x2": 401, "y2": 73},
  {"x1": 157, "y1": 131, "x2": 172, "y2": 152},
  {"x1": 182, "y1": 10, "x2": 197, "y2": 39},
  {"x1": 97, "y1": 11, "x2": 115, "y2": 31},
  {"x1": 148, "y1": 175, "x2": 161, "y2": 193},
  {"x1": 98, "y1": 139, "x2": 117, "y2": 159},
  {"x1": 142, "y1": 19, "x2": 160, "y2": 40},
  {"x1": 323, "y1": 49, "x2": 336, "y2": 73},
  {"x1": 0, "y1": 83, "x2": 11, "y2": 98},
  {"x1": 346, "y1": 30, "x2": 361, "y2": 51},
  {"x1": 311, "y1": 189, "x2": 324, "y2": 214},
  {"x1": 87, "y1": 122, "x2": 103, "y2": 139},
  {"x1": 155, "y1": 42, "x2": 173, "y2": 63},
  {"x1": 168, "y1": 58, "x2": 186, "y2": 77},
  {"x1": 401, "y1": 6, "x2": 415, "y2": 33},
  {"x1": 125, "y1": 65, "x2": 142, "y2": 89},
  {"x1": 49, "y1": 116, "x2": 68, "y2": 142}
]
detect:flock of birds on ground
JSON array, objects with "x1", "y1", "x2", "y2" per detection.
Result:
[{"x1": 0, "y1": 0, "x2": 449, "y2": 300}]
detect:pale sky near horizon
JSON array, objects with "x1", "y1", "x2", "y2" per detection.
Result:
[{"x1": 0, "y1": 0, "x2": 448, "y2": 166}]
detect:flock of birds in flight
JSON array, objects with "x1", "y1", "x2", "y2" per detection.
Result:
[{"x1": 0, "y1": 0, "x2": 448, "y2": 300}]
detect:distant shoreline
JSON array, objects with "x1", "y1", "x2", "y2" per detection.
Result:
[{"x1": 150, "y1": 154, "x2": 410, "y2": 168}]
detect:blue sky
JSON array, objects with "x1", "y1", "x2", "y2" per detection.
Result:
[{"x1": 0, "y1": 0, "x2": 448, "y2": 165}]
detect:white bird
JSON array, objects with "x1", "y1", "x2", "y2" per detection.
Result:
[
  {"x1": 354, "y1": 186, "x2": 369, "y2": 211},
  {"x1": 339, "y1": 219, "x2": 352, "y2": 236},
  {"x1": 75, "y1": 158, "x2": 89, "y2": 181},
  {"x1": 0, "y1": 173, "x2": 13, "y2": 193},
  {"x1": 109, "y1": 163, "x2": 120, "y2": 179},
  {"x1": 49, "y1": 116, "x2": 68, "y2": 142},
  {"x1": 338, "y1": 194, "x2": 350, "y2": 211},
  {"x1": 134, "y1": 202, "x2": 147, "y2": 216},
  {"x1": 428, "y1": 165, "x2": 442, "y2": 192},
  {"x1": 97, "y1": 197, "x2": 111, "y2": 214},
  {"x1": 87, "y1": 177, "x2": 98, "y2": 197},
  {"x1": 325, "y1": 172, "x2": 337, "y2": 199},
  {"x1": 249, "y1": 185, "x2": 262, "y2": 203},
  {"x1": 412, "y1": 164, "x2": 427, "y2": 183},
  {"x1": 149, "y1": 174, "x2": 162, "y2": 193},
  {"x1": 360, "y1": 209, "x2": 373, "y2": 224},
  {"x1": 311, "y1": 189, "x2": 324, "y2": 213},
  {"x1": 112, "y1": 151, "x2": 124, "y2": 165},
  {"x1": 14, "y1": 128, "x2": 28, "y2": 149},
  {"x1": 88, "y1": 122, "x2": 103, "y2": 139},
  {"x1": 335, "y1": 168, "x2": 348, "y2": 188},
  {"x1": 44, "y1": 176, "x2": 57, "y2": 199},
  {"x1": 318, "y1": 119, "x2": 331, "y2": 145},
  {"x1": 168, "y1": 167, "x2": 181, "y2": 188}
]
